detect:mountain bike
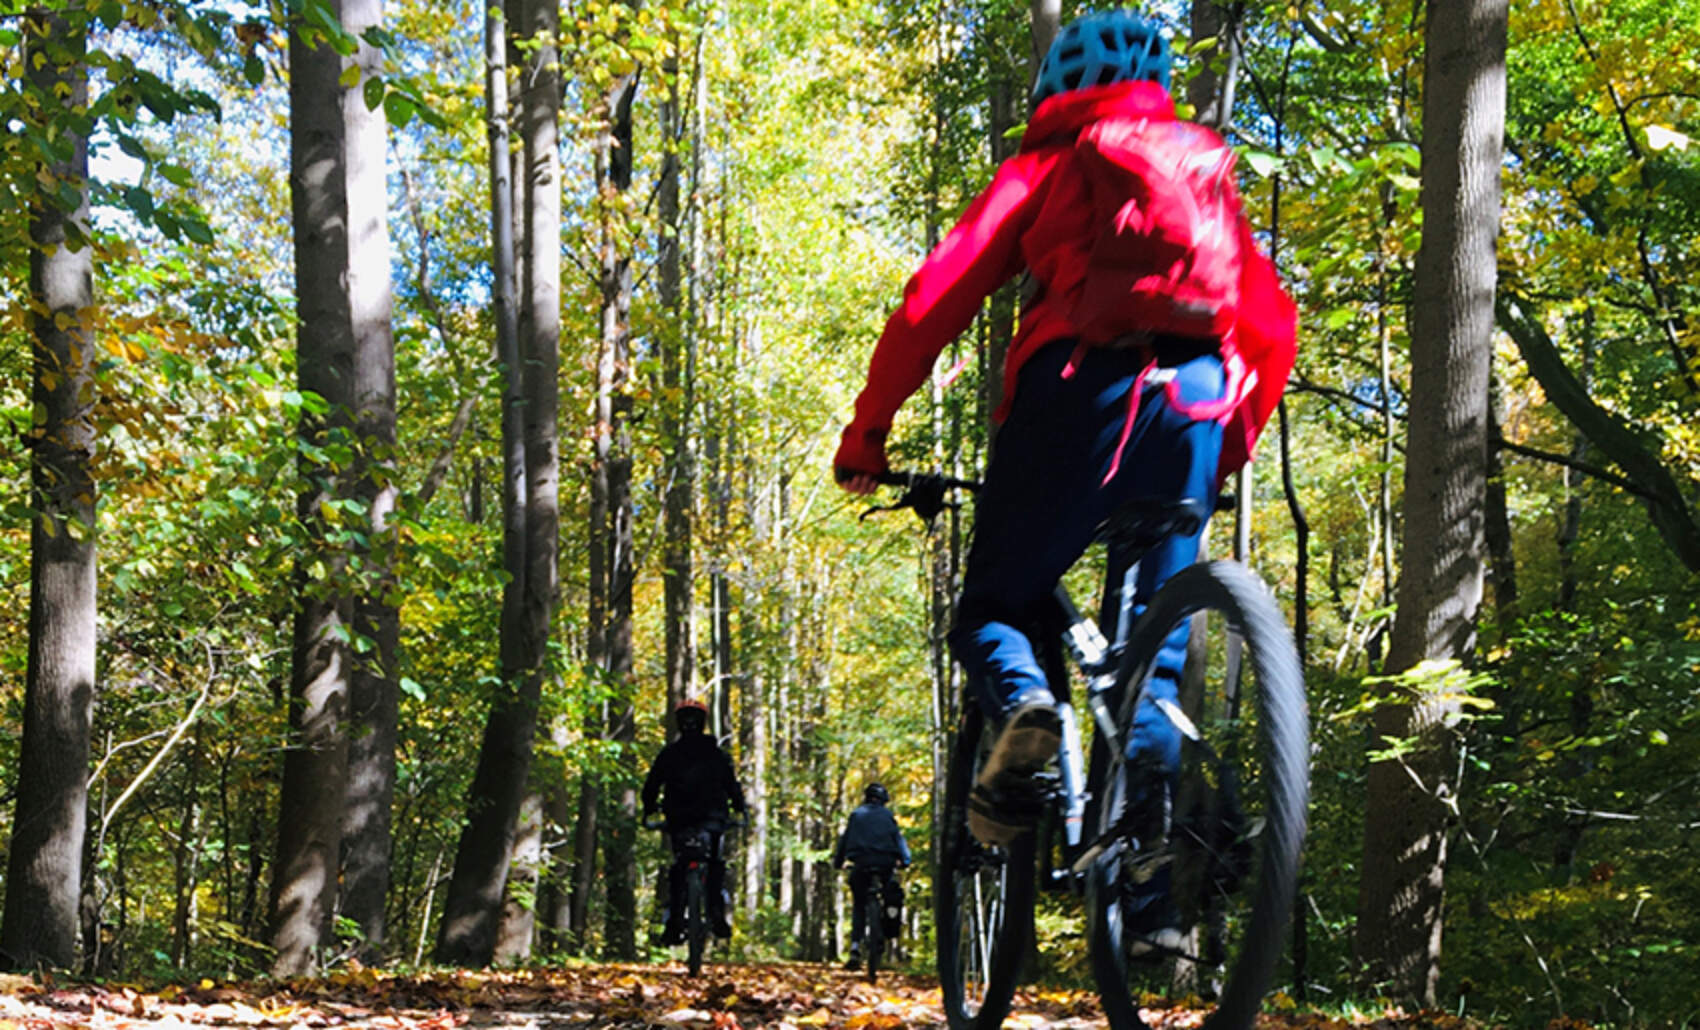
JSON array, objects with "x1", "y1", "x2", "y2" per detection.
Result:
[
  {"x1": 646, "y1": 817, "x2": 735, "y2": 976},
  {"x1": 867, "y1": 471, "x2": 1308, "y2": 1030}
]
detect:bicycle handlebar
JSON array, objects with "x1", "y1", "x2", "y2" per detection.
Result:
[{"x1": 854, "y1": 470, "x2": 982, "y2": 524}]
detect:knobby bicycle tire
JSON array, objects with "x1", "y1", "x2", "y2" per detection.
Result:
[
  {"x1": 686, "y1": 866, "x2": 708, "y2": 977},
  {"x1": 865, "y1": 875, "x2": 887, "y2": 983},
  {"x1": 935, "y1": 707, "x2": 1037, "y2": 1030},
  {"x1": 1088, "y1": 560, "x2": 1309, "y2": 1030}
]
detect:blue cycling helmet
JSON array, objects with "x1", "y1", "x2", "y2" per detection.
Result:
[{"x1": 1032, "y1": 9, "x2": 1171, "y2": 104}]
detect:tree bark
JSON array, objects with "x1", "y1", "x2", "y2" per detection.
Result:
[
  {"x1": 2, "y1": 6, "x2": 96, "y2": 973},
  {"x1": 567, "y1": 775, "x2": 600, "y2": 948},
  {"x1": 1483, "y1": 376, "x2": 1518, "y2": 634},
  {"x1": 595, "y1": 41, "x2": 641, "y2": 961},
  {"x1": 1186, "y1": 0, "x2": 1240, "y2": 131},
  {"x1": 338, "y1": 0, "x2": 399, "y2": 962},
  {"x1": 271, "y1": 0, "x2": 370, "y2": 975},
  {"x1": 1029, "y1": 0, "x2": 1059, "y2": 87},
  {"x1": 659, "y1": 39, "x2": 695, "y2": 720},
  {"x1": 493, "y1": 791, "x2": 543, "y2": 962},
  {"x1": 1355, "y1": 0, "x2": 1506, "y2": 1006}
]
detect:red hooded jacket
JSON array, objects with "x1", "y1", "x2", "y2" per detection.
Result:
[{"x1": 834, "y1": 80, "x2": 1297, "y2": 485}]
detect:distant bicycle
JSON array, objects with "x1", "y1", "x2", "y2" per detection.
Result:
[
  {"x1": 646, "y1": 816, "x2": 738, "y2": 976},
  {"x1": 850, "y1": 864, "x2": 903, "y2": 983},
  {"x1": 867, "y1": 471, "x2": 1309, "y2": 1030}
]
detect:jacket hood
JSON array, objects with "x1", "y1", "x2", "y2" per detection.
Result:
[{"x1": 1021, "y1": 80, "x2": 1177, "y2": 152}]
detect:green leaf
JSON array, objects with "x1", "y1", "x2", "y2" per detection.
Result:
[
  {"x1": 158, "y1": 163, "x2": 194, "y2": 188},
  {"x1": 243, "y1": 54, "x2": 265, "y2": 87},
  {"x1": 1241, "y1": 149, "x2": 1284, "y2": 178},
  {"x1": 181, "y1": 216, "x2": 215, "y2": 245},
  {"x1": 124, "y1": 185, "x2": 154, "y2": 220},
  {"x1": 382, "y1": 91, "x2": 416, "y2": 128},
  {"x1": 363, "y1": 75, "x2": 385, "y2": 112}
]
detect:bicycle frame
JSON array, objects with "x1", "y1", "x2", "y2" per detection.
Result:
[{"x1": 1026, "y1": 495, "x2": 1222, "y2": 882}]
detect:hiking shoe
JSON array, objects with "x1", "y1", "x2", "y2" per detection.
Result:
[
  {"x1": 712, "y1": 915, "x2": 733, "y2": 940},
  {"x1": 968, "y1": 695, "x2": 1062, "y2": 846},
  {"x1": 1126, "y1": 924, "x2": 1187, "y2": 962},
  {"x1": 844, "y1": 947, "x2": 862, "y2": 971},
  {"x1": 1120, "y1": 865, "x2": 1184, "y2": 963}
]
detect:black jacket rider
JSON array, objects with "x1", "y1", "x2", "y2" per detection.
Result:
[
  {"x1": 642, "y1": 731, "x2": 746, "y2": 829},
  {"x1": 642, "y1": 702, "x2": 746, "y2": 942}
]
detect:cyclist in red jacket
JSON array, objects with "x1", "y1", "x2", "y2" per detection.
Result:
[{"x1": 834, "y1": 9, "x2": 1295, "y2": 885}]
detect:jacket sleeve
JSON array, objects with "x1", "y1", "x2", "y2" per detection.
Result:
[
  {"x1": 833, "y1": 822, "x2": 848, "y2": 867},
  {"x1": 896, "y1": 821, "x2": 912, "y2": 866},
  {"x1": 835, "y1": 151, "x2": 1056, "y2": 474},
  {"x1": 641, "y1": 748, "x2": 668, "y2": 814}
]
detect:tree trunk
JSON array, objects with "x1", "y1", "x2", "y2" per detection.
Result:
[
  {"x1": 435, "y1": 0, "x2": 558, "y2": 965},
  {"x1": 2, "y1": 6, "x2": 96, "y2": 974},
  {"x1": 659, "y1": 41, "x2": 695, "y2": 719},
  {"x1": 533, "y1": 777, "x2": 574, "y2": 952},
  {"x1": 567, "y1": 776, "x2": 600, "y2": 948},
  {"x1": 1556, "y1": 320, "x2": 1595, "y2": 611},
  {"x1": 171, "y1": 741, "x2": 203, "y2": 968},
  {"x1": 1029, "y1": 0, "x2": 1059, "y2": 86},
  {"x1": 338, "y1": 0, "x2": 399, "y2": 963},
  {"x1": 595, "y1": 43, "x2": 641, "y2": 961},
  {"x1": 493, "y1": 792, "x2": 543, "y2": 962},
  {"x1": 1483, "y1": 376, "x2": 1518, "y2": 634},
  {"x1": 271, "y1": 0, "x2": 368, "y2": 974},
  {"x1": 1355, "y1": 0, "x2": 1506, "y2": 1006},
  {"x1": 1186, "y1": 0, "x2": 1240, "y2": 131}
]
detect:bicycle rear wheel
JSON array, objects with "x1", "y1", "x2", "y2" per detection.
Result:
[
  {"x1": 936, "y1": 707, "x2": 1036, "y2": 1030},
  {"x1": 865, "y1": 876, "x2": 886, "y2": 983},
  {"x1": 686, "y1": 864, "x2": 708, "y2": 976},
  {"x1": 1088, "y1": 561, "x2": 1308, "y2": 1030}
]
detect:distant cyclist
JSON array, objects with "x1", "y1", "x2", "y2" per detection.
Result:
[
  {"x1": 833, "y1": 782, "x2": 911, "y2": 970},
  {"x1": 834, "y1": 10, "x2": 1296, "y2": 949},
  {"x1": 642, "y1": 698, "x2": 748, "y2": 943}
]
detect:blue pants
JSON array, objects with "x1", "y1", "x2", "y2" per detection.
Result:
[{"x1": 948, "y1": 339, "x2": 1225, "y2": 775}]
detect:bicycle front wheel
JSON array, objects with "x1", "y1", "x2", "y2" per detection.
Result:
[
  {"x1": 936, "y1": 707, "x2": 1035, "y2": 1030},
  {"x1": 1088, "y1": 561, "x2": 1309, "y2": 1030}
]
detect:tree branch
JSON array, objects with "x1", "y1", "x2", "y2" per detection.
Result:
[{"x1": 1498, "y1": 293, "x2": 1700, "y2": 570}]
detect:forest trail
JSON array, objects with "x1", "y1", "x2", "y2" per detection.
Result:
[{"x1": 0, "y1": 965, "x2": 1493, "y2": 1030}]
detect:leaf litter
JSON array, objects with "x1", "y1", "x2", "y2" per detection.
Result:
[{"x1": 0, "y1": 964, "x2": 1561, "y2": 1029}]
